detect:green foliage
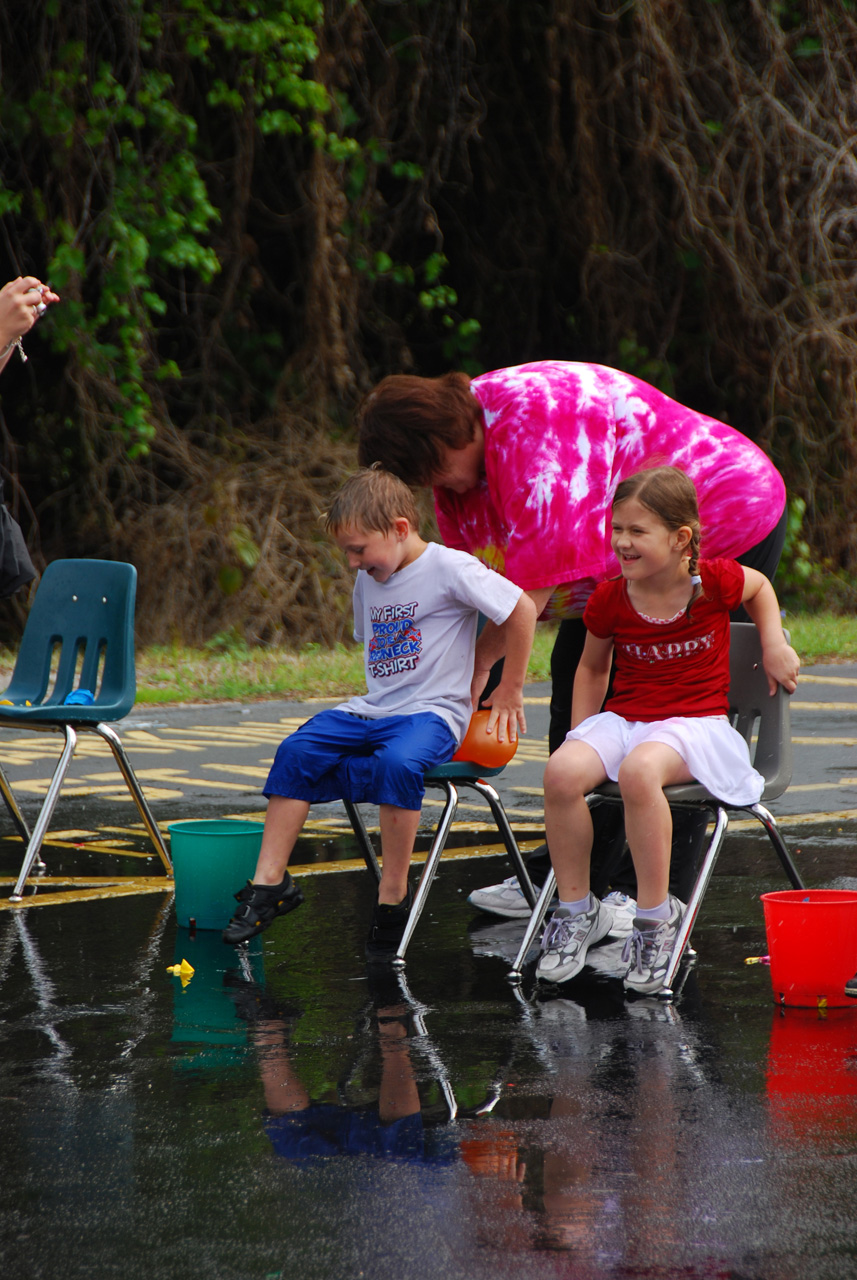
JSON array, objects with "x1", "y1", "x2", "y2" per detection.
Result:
[
  {"x1": 615, "y1": 333, "x2": 675, "y2": 396},
  {"x1": 777, "y1": 496, "x2": 857, "y2": 613},
  {"x1": 2, "y1": 0, "x2": 330, "y2": 454}
]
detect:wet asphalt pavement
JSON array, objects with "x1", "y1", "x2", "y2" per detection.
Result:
[{"x1": 1, "y1": 667, "x2": 857, "y2": 1278}]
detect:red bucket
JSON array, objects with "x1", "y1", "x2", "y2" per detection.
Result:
[{"x1": 761, "y1": 889, "x2": 857, "y2": 1009}]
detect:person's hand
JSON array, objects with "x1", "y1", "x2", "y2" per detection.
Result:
[
  {"x1": 480, "y1": 680, "x2": 528, "y2": 742},
  {"x1": 0, "y1": 276, "x2": 60, "y2": 351},
  {"x1": 763, "y1": 640, "x2": 800, "y2": 695}
]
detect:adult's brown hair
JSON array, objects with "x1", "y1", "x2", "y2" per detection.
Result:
[{"x1": 355, "y1": 372, "x2": 481, "y2": 486}]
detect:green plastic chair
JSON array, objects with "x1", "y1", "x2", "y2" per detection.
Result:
[{"x1": 0, "y1": 559, "x2": 172, "y2": 900}]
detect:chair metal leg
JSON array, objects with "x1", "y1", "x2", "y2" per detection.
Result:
[
  {"x1": 747, "y1": 802, "x2": 804, "y2": 889},
  {"x1": 393, "y1": 779, "x2": 460, "y2": 967},
  {"x1": 10, "y1": 725, "x2": 79, "y2": 901},
  {"x1": 342, "y1": 800, "x2": 382, "y2": 883},
  {"x1": 0, "y1": 758, "x2": 32, "y2": 845},
  {"x1": 94, "y1": 723, "x2": 172, "y2": 874},
  {"x1": 466, "y1": 777, "x2": 537, "y2": 909},
  {"x1": 660, "y1": 805, "x2": 729, "y2": 997},
  {"x1": 508, "y1": 869, "x2": 557, "y2": 983}
]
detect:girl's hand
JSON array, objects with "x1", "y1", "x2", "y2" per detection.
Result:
[{"x1": 763, "y1": 640, "x2": 800, "y2": 695}]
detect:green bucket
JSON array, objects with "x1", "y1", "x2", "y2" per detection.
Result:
[{"x1": 168, "y1": 818, "x2": 264, "y2": 930}]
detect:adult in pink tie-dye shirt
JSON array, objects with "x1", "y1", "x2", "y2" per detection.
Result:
[
  {"x1": 436, "y1": 362, "x2": 784, "y2": 623},
  {"x1": 357, "y1": 360, "x2": 786, "y2": 753},
  {"x1": 357, "y1": 360, "x2": 787, "y2": 909}
]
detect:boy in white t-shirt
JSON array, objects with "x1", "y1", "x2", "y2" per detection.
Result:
[{"x1": 223, "y1": 467, "x2": 537, "y2": 956}]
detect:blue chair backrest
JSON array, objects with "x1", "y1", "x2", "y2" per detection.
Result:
[{"x1": 4, "y1": 559, "x2": 137, "y2": 717}]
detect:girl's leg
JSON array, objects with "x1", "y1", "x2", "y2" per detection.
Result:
[
  {"x1": 378, "y1": 805, "x2": 421, "y2": 904},
  {"x1": 543, "y1": 739, "x2": 610, "y2": 901},
  {"x1": 617, "y1": 743, "x2": 694, "y2": 909}
]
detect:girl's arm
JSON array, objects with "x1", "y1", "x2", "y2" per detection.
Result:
[
  {"x1": 478, "y1": 592, "x2": 538, "y2": 742},
  {"x1": 571, "y1": 632, "x2": 614, "y2": 728},
  {"x1": 740, "y1": 567, "x2": 800, "y2": 694}
]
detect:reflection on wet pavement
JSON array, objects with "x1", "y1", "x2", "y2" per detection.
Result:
[{"x1": 3, "y1": 831, "x2": 857, "y2": 1280}]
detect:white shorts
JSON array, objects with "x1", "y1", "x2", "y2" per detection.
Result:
[{"x1": 565, "y1": 711, "x2": 765, "y2": 807}]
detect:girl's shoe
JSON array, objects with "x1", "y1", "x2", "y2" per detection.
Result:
[
  {"x1": 622, "y1": 895, "x2": 685, "y2": 994},
  {"x1": 536, "y1": 895, "x2": 612, "y2": 983}
]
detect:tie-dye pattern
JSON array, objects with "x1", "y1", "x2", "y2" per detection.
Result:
[{"x1": 434, "y1": 361, "x2": 785, "y2": 620}]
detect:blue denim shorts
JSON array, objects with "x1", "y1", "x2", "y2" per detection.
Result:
[{"x1": 263, "y1": 708, "x2": 457, "y2": 811}]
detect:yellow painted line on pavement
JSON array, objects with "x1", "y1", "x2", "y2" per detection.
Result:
[
  {"x1": 201, "y1": 763, "x2": 272, "y2": 779},
  {"x1": 730, "y1": 808, "x2": 857, "y2": 830},
  {"x1": 0, "y1": 878, "x2": 173, "y2": 910},
  {"x1": 792, "y1": 702, "x2": 857, "y2": 711},
  {"x1": 8, "y1": 780, "x2": 180, "y2": 801},
  {"x1": 792, "y1": 737, "x2": 857, "y2": 746},
  {"x1": 288, "y1": 839, "x2": 547, "y2": 878},
  {"x1": 797, "y1": 674, "x2": 857, "y2": 686},
  {"x1": 85, "y1": 767, "x2": 251, "y2": 792}
]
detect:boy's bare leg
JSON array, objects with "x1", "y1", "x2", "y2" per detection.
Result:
[
  {"x1": 542, "y1": 741, "x2": 608, "y2": 902},
  {"x1": 378, "y1": 805, "x2": 421, "y2": 904},
  {"x1": 617, "y1": 743, "x2": 693, "y2": 909},
  {"x1": 252, "y1": 796, "x2": 311, "y2": 885}
]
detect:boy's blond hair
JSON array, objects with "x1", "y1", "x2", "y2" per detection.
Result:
[{"x1": 325, "y1": 465, "x2": 420, "y2": 536}]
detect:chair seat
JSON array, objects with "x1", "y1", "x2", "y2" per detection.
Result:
[
  {"x1": 425, "y1": 759, "x2": 507, "y2": 781},
  {"x1": 0, "y1": 701, "x2": 131, "y2": 724}
]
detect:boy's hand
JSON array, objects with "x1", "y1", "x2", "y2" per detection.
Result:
[
  {"x1": 480, "y1": 682, "x2": 527, "y2": 743},
  {"x1": 763, "y1": 641, "x2": 800, "y2": 695}
]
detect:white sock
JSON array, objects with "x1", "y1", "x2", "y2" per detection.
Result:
[
  {"x1": 558, "y1": 892, "x2": 592, "y2": 916},
  {"x1": 636, "y1": 895, "x2": 672, "y2": 924}
]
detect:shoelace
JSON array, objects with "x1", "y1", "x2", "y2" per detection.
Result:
[
  {"x1": 542, "y1": 912, "x2": 592, "y2": 951},
  {"x1": 622, "y1": 926, "x2": 659, "y2": 969}
]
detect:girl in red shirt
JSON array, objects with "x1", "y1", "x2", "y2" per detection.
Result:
[{"x1": 538, "y1": 466, "x2": 800, "y2": 995}]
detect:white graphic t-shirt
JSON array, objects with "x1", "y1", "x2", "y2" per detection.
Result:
[{"x1": 338, "y1": 541, "x2": 522, "y2": 744}]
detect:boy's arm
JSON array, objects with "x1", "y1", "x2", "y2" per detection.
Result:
[
  {"x1": 475, "y1": 592, "x2": 538, "y2": 742},
  {"x1": 571, "y1": 632, "x2": 613, "y2": 728},
  {"x1": 740, "y1": 567, "x2": 800, "y2": 694},
  {"x1": 471, "y1": 585, "x2": 552, "y2": 701}
]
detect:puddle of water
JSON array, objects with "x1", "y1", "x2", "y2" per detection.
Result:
[{"x1": 3, "y1": 833, "x2": 857, "y2": 1279}]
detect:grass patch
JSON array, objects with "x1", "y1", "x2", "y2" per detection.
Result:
[{"x1": 0, "y1": 613, "x2": 852, "y2": 707}]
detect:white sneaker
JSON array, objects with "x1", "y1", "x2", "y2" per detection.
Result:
[
  {"x1": 536, "y1": 896, "x2": 612, "y2": 983},
  {"x1": 468, "y1": 876, "x2": 553, "y2": 920},
  {"x1": 584, "y1": 934, "x2": 632, "y2": 979},
  {"x1": 601, "y1": 890, "x2": 637, "y2": 937},
  {"x1": 622, "y1": 895, "x2": 686, "y2": 995}
]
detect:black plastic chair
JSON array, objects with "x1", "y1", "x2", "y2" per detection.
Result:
[
  {"x1": 508, "y1": 622, "x2": 804, "y2": 997},
  {"x1": 0, "y1": 559, "x2": 172, "y2": 901},
  {"x1": 344, "y1": 749, "x2": 536, "y2": 968}
]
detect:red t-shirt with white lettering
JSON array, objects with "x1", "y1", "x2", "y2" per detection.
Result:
[{"x1": 582, "y1": 559, "x2": 745, "y2": 721}]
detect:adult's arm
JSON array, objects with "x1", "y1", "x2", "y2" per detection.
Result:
[{"x1": 477, "y1": 592, "x2": 539, "y2": 742}]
